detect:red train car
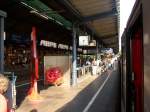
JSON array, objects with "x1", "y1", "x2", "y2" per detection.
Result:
[{"x1": 121, "y1": 0, "x2": 150, "y2": 112}]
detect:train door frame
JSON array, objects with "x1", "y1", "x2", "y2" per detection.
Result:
[
  {"x1": 121, "y1": 28, "x2": 133, "y2": 112},
  {"x1": 142, "y1": 0, "x2": 150, "y2": 111},
  {"x1": 126, "y1": 6, "x2": 144, "y2": 112},
  {"x1": 126, "y1": 29, "x2": 133, "y2": 112}
]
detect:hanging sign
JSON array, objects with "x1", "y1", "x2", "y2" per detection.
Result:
[{"x1": 79, "y1": 35, "x2": 89, "y2": 46}]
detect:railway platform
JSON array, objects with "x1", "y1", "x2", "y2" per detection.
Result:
[{"x1": 16, "y1": 62, "x2": 120, "y2": 112}]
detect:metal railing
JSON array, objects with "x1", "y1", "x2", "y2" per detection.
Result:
[
  {"x1": 76, "y1": 65, "x2": 91, "y2": 78},
  {"x1": 4, "y1": 72, "x2": 17, "y2": 110}
]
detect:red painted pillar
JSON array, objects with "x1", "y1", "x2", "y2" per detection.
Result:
[{"x1": 28, "y1": 27, "x2": 41, "y2": 101}]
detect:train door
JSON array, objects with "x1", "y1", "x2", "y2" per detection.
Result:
[{"x1": 131, "y1": 15, "x2": 143, "y2": 112}]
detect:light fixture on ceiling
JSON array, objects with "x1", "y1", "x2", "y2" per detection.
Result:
[
  {"x1": 30, "y1": 11, "x2": 63, "y2": 26},
  {"x1": 89, "y1": 31, "x2": 96, "y2": 46},
  {"x1": 21, "y1": 2, "x2": 50, "y2": 20},
  {"x1": 21, "y1": 1, "x2": 63, "y2": 26},
  {"x1": 30, "y1": 10, "x2": 49, "y2": 20},
  {"x1": 55, "y1": 20, "x2": 63, "y2": 26},
  {"x1": 21, "y1": 2, "x2": 38, "y2": 12}
]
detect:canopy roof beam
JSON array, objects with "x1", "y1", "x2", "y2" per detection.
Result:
[
  {"x1": 101, "y1": 33, "x2": 118, "y2": 39},
  {"x1": 83, "y1": 10, "x2": 117, "y2": 23},
  {"x1": 56, "y1": 0, "x2": 106, "y2": 45}
]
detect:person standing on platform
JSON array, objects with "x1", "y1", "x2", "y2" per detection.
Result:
[
  {"x1": 0, "y1": 75, "x2": 9, "y2": 112},
  {"x1": 92, "y1": 57, "x2": 97, "y2": 75}
]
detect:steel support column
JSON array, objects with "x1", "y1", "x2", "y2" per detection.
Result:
[
  {"x1": 72, "y1": 24, "x2": 77, "y2": 86},
  {"x1": 0, "y1": 16, "x2": 5, "y2": 73},
  {"x1": 0, "y1": 10, "x2": 6, "y2": 73}
]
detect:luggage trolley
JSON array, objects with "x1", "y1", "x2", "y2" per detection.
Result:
[{"x1": 4, "y1": 72, "x2": 17, "y2": 112}]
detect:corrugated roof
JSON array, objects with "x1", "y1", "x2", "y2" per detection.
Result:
[
  {"x1": 68, "y1": 0, "x2": 119, "y2": 52},
  {"x1": 70, "y1": 0, "x2": 113, "y2": 16},
  {"x1": 90, "y1": 17, "x2": 117, "y2": 36}
]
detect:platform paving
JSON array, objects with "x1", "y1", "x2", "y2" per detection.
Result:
[
  {"x1": 16, "y1": 63, "x2": 120, "y2": 112},
  {"x1": 16, "y1": 75, "x2": 99, "y2": 112}
]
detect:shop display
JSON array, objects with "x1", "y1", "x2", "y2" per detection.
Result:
[
  {"x1": 5, "y1": 45, "x2": 31, "y2": 66},
  {"x1": 4, "y1": 45, "x2": 31, "y2": 84}
]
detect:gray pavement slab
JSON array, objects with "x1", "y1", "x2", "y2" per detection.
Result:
[{"x1": 56, "y1": 63, "x2": 120, "y2": 112}]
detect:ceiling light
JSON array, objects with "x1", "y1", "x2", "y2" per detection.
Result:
[
  {"x1": 30, "y1": 10, "x2": 49, "y2": 20},
  {"x1": 21, "y1": 2, "x2": 38, "y2": 12}
]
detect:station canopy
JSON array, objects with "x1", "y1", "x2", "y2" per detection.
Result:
[
  {"x1": 55, "y1": 0, "x2": 120, "y2": 52},
  {"x1": 1, "y1": 0, "x2": 120, "y2": 53}
]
